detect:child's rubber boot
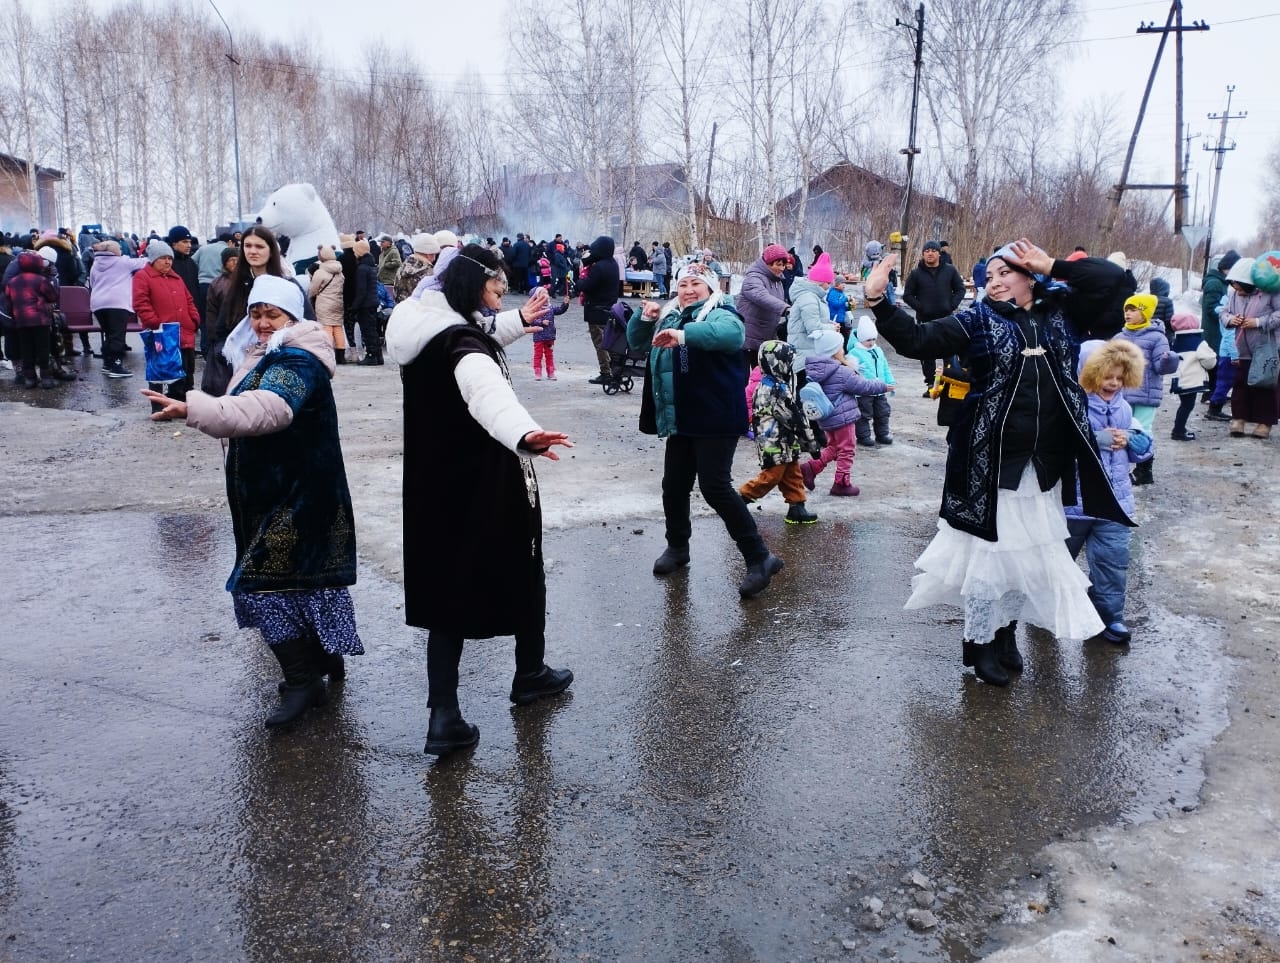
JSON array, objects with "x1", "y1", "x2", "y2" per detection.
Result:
[
  {"x1": 829, "y1": 475, "x2": 860, "y2": 496},
  {"x1": 800, "y1": 459, "x2": 820, "y2": 491},
  {"x1": 784, "y1": 502, "x2": 818, "y2": 525}
]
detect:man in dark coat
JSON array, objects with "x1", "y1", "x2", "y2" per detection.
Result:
[
  {"x1": 166, "y1": 225, "x2": 201, "y2": 313},
  {"x1": 509, "y1": 233, "x2": 532, "y2": 293},
  {"x1": 628, "y1": 241, "x2": 649, "y2": 271},
  {"x1": 578, "y1": 235, "x2": 620, "y2": 383},
  {"x1": 903, "y1": 240, "x2": 966, "y2": 391}
]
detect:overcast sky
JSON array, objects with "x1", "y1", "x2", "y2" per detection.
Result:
[{"x1": 169, "y1": 0, "x2": 1280, "y2": 247}]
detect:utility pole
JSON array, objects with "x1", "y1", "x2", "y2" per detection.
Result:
[
  {"x1": 703, "y1": 121, "x2": 718, "y2": 247},
  {"x1": 895, "y1": 3, "x2": 924, "y2": 274},
  {"x1": 1202, "y1": 86, "x2": 1246, "y2": 275},
  {"x1": 209, "y1": 0, "x2": 243, "y2": 228},
  {"x1": 1099, "y1": 0, "x2": 1208, "y2": 251}
]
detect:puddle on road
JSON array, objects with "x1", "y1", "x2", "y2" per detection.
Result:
[{"x1": 0, "y1": 510, "x2": 1229, "y2": 962}]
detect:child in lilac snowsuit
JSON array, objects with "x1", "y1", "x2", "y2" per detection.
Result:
[
  {"x1": 801, "y1": 327, "x2": 886, "y2": 497},
  {"x1": 1065, "y1": 339, "x2": 1151, "y2": 645}
]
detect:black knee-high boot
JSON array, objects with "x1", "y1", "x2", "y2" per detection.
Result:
[
  {"x1": 424, "y1": 630, "x2": 478, "y2": 755},
  {"x1": 265, "y1": 637, "x2": 326, "y2": 728}
]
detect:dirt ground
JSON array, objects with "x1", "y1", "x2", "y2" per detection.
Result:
[{"x1": 3, "y1": 296, "x2": 1280, "y2": 960}]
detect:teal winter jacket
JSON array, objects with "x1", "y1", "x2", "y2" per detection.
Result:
[{"x1": 628, "y1": 294, "x2": 746, "y2": 438}]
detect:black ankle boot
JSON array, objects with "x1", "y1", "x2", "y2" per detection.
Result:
[
  {"x1": 784, "y1": 502, "x2": 819, "y2": 525},
  {"x1": 1131, "y1": 458, "x2": 1154, "y2": 486},
  {"x1": 993, "y1": 621, "x2": 1022, "y2": 671},
  {"x1": 334, "y1": 348, "x2": 346, "y2": 365},
  {"x1": 962, "y1": 640, "x2": 1010, "y2": 686},
  {"x1": 265, "y1": 637, "x2": 326, "y2": 727},
  {"x1": 652, "y1": 545, "x2": 690, "y2": 575},
  {"x1": 424, "y1": 706, "x2": 479, "y2": 755},
  {"x1": 738, "y1": 553, "x2": 784, "y2": 598},
  {"x1": 510, "y1": 665, "x2": 574, "y2": 705}
]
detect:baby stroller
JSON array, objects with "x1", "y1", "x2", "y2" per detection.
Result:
[{"x1": 599, "y1": 300, "x2": 645, "y2": 395}]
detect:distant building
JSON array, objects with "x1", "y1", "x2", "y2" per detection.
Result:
[
  {"x1": 0, "y1": 153, "x2": 63, "y2": 231},
  {"x1": 772, "y1": 161, "x2": 957, "y2": 269}
]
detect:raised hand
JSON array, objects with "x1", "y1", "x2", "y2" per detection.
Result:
[{"x1": 864, "y1": 254, "x2": 898, "y2": 300}]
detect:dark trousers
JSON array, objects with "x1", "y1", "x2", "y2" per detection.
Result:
[
  {"x1": 94, "y1": 308, "x2": 133, "y2": 365},
  {"x1": 343, "y1": 310, "x2": 358, "y2": 352},
  {"x1": 15, "y1": 326, "x2": 51, "y2": 375},
  {"x1": 662, "y1": 434, "x2": 766, "y2": 564},
  {"x1": 1209, "y1": 357, "x2": 1235, "y2": 406},
  {"x1": 920, "y1": 357, "x2": 937, "y2": 385},
  {"x1": 856, "y1": 394, "x2": 892, "y2": 442},
  {"x1": 196, "y1": 283, "x2": 211, "y2": 355},
  {"x1": 356, "y1": 307, "x2": 380, "y2": 356},
  {"x1": 1172, "y1": 392, "x2": 1197, "y2": 435},
  {"x1": 426, "y1": 629, "x2": 545, "y2": 708}
]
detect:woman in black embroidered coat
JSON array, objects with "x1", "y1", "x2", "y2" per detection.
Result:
[{"x1": 864, "y1": 240, "x2": 1134, "y2": 686}]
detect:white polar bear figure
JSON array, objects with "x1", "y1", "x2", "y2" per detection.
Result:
[{"x1": 255, "y1": 183, "x2": 340, "y2": 273}]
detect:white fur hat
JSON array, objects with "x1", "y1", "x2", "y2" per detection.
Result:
[
  {"x1": 856, "y1": 316, "x2": 879, "y2": 343},
  {"x1": 810, "y1": 327, "x2": 843, "y2": 357},
  {"x1": 433, "y1": 230, "x2": 460, "y2": 249},
  {"x1": 411, "y1": 233, "x2": 441, "y2": 256}
]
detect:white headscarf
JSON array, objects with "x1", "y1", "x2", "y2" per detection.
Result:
[{"x1": 222, "y1": 275, "x2": 305, "y2": 369}]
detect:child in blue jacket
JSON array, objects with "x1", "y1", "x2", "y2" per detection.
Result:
[
  {"x1": 845, "y1": 316, "x2": 896, "y2": 446},
  {"x1": 1066, "y1": 339, "x2": 1151, "y2": 645}
]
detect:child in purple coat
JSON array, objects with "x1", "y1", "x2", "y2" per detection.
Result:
[
  {"x1": 530, "y1": 295, "x2": 569, "y2": 380},
  {"x1": 801, "y1": 327, "x2": 887, "y2": 496}
]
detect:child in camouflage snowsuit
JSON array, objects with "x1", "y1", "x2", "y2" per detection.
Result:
[{"x1": 738, "y1": 339, "x2": 822, "y2": 524}]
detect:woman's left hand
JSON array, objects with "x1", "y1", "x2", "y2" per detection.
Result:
[
  {"x1": 520, "y1": 430, "x2": 574, "y2": 461},
  {"x1": 652, "y1": 329, "x2": 681, "y2": 348},
  {"x1": 521, "y1": 287, "x2": 549, "y2": 329},
  {"x1": 1004, "y1": 238, "x2": 1054, "y2": 276},
  {"x1": 141, "y1": 389, "x2": 187, "y2": 420}
]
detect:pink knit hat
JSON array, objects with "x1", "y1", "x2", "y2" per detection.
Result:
[
  {"x1": 762, "y1": 244, "x2": 789, "y2": 264},
  {"x1": 1169, "y1": 312, "x2": 1199, "y2": 331},
  {"x1": 809, "y1": 252, "x2": 834, "y2": 284}
]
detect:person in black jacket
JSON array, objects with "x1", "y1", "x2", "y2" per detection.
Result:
[
  {"x1": 903, "y1": 240, "x2": 967, "y2": 392},
  {"x1": 1149, "y1": 276, "x2": 1174, "y2": 337},
  {"x1": 352, "y1": 238, "x2": 383, "y2": 365},
  {"x1": 578, "y1": 235, "x2": 620, "y2": 384},
  {"x1": 864, "y1": 241, "x2": 1134, "y2": 687}
]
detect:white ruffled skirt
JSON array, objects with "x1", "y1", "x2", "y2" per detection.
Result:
[{"x1": 906, "y1": 467, "x2": 1104, "y2": 643}]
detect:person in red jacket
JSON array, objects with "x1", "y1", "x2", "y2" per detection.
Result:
[
  {"x1": 133, "y1": 240, "x2": 201, "y2": 405},
  {"x1": 3, "y1": 250, "x2": 66, "y2": 388}
]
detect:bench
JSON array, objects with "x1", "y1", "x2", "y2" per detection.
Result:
[{"x1": 59, "y1": 286, "x2": 144, "y2": 334}]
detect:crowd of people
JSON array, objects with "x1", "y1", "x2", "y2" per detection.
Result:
[{"x1": 9, "y1": 216, "x2": 1279, "y2": 744}]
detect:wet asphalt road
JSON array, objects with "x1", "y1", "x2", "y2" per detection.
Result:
[{"x1": 0, "y1": 494, "x2": 1227, "y2": 962}]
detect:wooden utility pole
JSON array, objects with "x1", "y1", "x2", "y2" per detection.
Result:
[
  {"x1": 1201, "y1": 86, "x2": 1246, "y2": 275},
  {"x1": 1098, "y1": 0, "x2": 1208, "y2": 251},
  {"x1": 895, "y1": 3, "x2": 924, "y2": 270}
]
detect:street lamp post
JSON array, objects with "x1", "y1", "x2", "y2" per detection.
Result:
[{"x1": 208, "y1": 0, "x2": 243, "y2": 228}]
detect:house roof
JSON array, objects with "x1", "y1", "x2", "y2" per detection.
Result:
[
  {"x1": 774, "y1": 161, "x2": 954, "y2": 216},
  {"x1": 0, "y1": 152, "x2": 64, "y2": 180}
]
